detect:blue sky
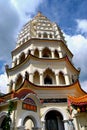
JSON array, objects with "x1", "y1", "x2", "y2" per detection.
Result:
[{"x1": 0, "y1": 0, "x2": 87, "y2": 93}]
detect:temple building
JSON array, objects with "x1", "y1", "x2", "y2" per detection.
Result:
[{"x1": 0, "y1": 12, "x2": 87, "y2": 130}]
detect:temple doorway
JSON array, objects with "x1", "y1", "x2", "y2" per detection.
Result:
[
  {"x1": 23, "y1": 116, "x2": 34, "y2": 130},
  {"x1": 45, "y1": 110, "x2": 64, "y2": 130}
]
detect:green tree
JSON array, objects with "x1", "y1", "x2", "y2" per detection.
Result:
[{"x1": 3, "y1": 101, "x2": 14, "y2": 130}]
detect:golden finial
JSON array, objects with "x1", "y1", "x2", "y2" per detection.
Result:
[{"x1": 37, "y1": 11, "x2": 42, "y2": 16}]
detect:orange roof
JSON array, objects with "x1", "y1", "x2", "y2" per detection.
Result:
[
  {"x1": 0, "y1": 88, "x2": 36, "y2": 104},
  {"x1": 11, "y1": 88, "x2": 36, "y2": 99},
  {"x1": 68, "y1": 95, "x2": 87, "y2": 105}
]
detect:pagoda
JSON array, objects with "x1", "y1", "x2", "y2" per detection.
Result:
[{"x1": 0, "y1": 12, "x2": 87, "y2": 130}]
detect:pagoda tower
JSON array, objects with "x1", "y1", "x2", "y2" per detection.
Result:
[
  {"x1": 0, "y1": 12, "x2": 87, "y2": 130},
  {"x1": 6, "y1": 12, "x2": 79, "y2": 92}
]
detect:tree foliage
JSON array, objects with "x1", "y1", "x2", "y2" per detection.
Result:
[{"x1": 3, "y1": 101, "x2": 14, "y2": 130}]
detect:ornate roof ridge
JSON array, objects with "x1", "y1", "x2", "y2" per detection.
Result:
[{"x1": 68, "y1": 94, "x2": 87, "y2": 106}]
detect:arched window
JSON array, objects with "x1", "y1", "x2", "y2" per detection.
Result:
[
  {"x1": 54, "y1": 50, "x2": 59, "y2": 58},
  {"x1": 23, "y1": 39, "x2": 25, "y2": 43},
  {"x1": 34, "y1": 48, "x2": 39, "y2": 57},
  {"x1": 44, "y1": 75, "x2": 52, "y2": 84},
  {"x1": 42, "y1": 47, "x2": 51, "y2": 58},
  {"x1": 38, "y1": 33, "x2": 41, "y2": 37},
  {"x1": 59, "y1": 72, "x2": 65, "y2": 84},
  {"x1": 33, "y1": 71, "x2": 40, "y2": 84},
  {"x1": 15, "y1": 74, "x2": 23, "y2": 90},
  {"x1": 43, "y1": 32, "x2": 48, "y2": 38},
  {"x1": 27, "y1": 50, "x2": 31, "y2": 56},
  {"x1": 49, "y1": 33, "x2": 52, "y2": 38},
  {"x1": 43, "y1": 68, "x2": 56, "y2": 84},
  {"x1": 19, "y1": 52, "x2": 25, "y2": 64}
]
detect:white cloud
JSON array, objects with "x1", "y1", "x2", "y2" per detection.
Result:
[
  {"x1": 0, "y1": 73, "x2": 8, "y2": 94},
  {"x1": 76, "y1": 19, "x2": 87, "y2": 34},
  {"x1": 0, "y1": 0, "x2": 44, "y2": 64},
  {"x1": 11, "y1": 0, "x2": 43, "y2": 13},
  {"x1": 65, "y1": 34, "x2": 87, "y2": 54},
  {"x1": 11, "y1": 0, "x2": 44, "y2": 23},
  {"x1": 64, "y1": 33, "x2": 87, "y2": 92},
  {"x1": 0, "y1": 1, "x2": 20, "y2": 62}
]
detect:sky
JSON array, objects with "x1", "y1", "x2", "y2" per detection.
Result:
[{"x1": 0, "y1": 0, "x2": 87, "y2": 93}]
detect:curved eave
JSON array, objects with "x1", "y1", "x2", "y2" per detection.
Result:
[
  {"x1": 0, "y1": 88, "x2": 36, "y2": 103},
  {"x1": 0, "y1": 79, "x2": 86, "y2": 103},
  {"x1": 11, "y1": 38, "x2": 73, "y2": 57},
  {"x1": 6, "y1": 54, "x2": 79, "y2": 74},
  {"x1": 68, "y1": 95, "x2": 87, "y2": 106},
  {"x1": 12, "y1": 88, "x2": 36, "y2": 99},
  {"x1": 65, "y1": 56, "x2": 80, "y2": 74},
  {"x1": 6, "y1": 54, "x2": 66, "y2": 72},
  {"x1": 16, "y1": 78, "x2": 86, "y2": 96},
  {"x1": 0, "y1": 91, "x2": 13, "y2": 102}
]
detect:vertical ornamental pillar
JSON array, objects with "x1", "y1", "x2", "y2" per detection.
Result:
[
  {"x1": 12, "y1": 61, "x2": 15, "y2": 67},
  {"x1": 31, "y1": 49, "x2": 34, "y2": 55},
  {"x1": 41, "y1": 33, "x2": 43, "y2": 38},
  {"x1": 40, "y1": 73, "x2": 43, "y2": 85},
  {"x1": 42, "y1": 121, "x2": 45, "y2": 130},
  {"x1": 64, "y1": 74, "x2": 70, "y2": 85},
  {"x1": 51, "y1": 50, "x2": 55, "y2": 58},
  {"x1": 58, "y1": 46, "x2": 63, "y2": 58},
  {"x1": 55, "y1": 74, "x2": 60, "y2": 85},
  {"x1": 7, "y1": 83, "x2": 10, "y2": 93},
  {"x1": 25, "y1": 52, "x2": 28, "y2": 58},
  {"x1": 29, "y1": 73, "x2": 33, "y2": 83},
  {"x1": 39, "y1": 50, "x2": 42, "y2": 58},
  {"x1": 13, "y1": 81, "x2": 16, "y2": 91},
  {"x1": 63, "y1": 120, "x2": 70, "y2": 130},
  {"x1": 17, "y1": 58, "x2": 20, "y2": 64}
]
